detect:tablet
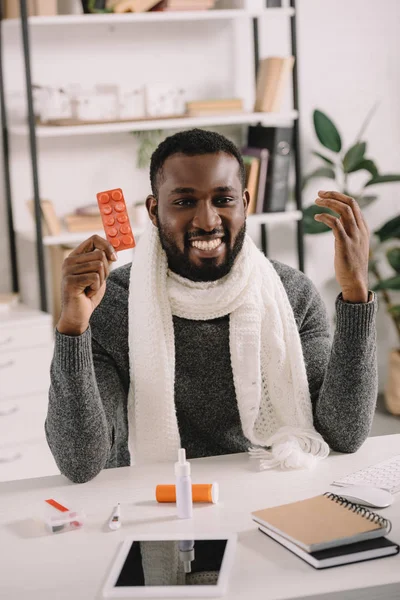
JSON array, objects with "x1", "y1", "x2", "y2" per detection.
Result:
[{"x1": 102, "y1": 532, "x2": 237, "y2": 598}]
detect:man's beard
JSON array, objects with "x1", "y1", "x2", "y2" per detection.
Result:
[{"x1": 157, "y1": 221, "x2": 246, "y2": 282}]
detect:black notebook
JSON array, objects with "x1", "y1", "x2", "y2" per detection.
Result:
[{"x1": 259, "y1": 525, "x2": 399, "y2": 569}]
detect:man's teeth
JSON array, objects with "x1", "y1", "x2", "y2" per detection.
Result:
[{"x1": 191, "y1": 238, "x2": 222, "y2": 251}]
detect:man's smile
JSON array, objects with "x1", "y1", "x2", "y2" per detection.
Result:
[{"x1": 189, "y1": 237, "x2": 225, "y2": 258}]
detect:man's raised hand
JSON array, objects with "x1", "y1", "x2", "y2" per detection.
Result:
[
  {"x1": 57, "y1": 235, "x2": 117, "y2": 336},
  {"x1": 314, "y1": 190, "x2": 370, "y2": 303}
]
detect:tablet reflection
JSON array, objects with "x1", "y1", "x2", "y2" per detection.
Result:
[{"x1": 115, "y1": 539, "x2": 228, "y2": 587}]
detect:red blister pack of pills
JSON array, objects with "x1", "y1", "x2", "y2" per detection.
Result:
[{"x1": 96, "y1": 188, "x2": 136, "y2": 252}]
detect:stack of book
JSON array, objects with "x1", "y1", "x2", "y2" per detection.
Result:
[
  {"x1": 186, "y1": 98, "x2": 243, "y2": 117},
  {"x1": 64, "y1": 205, "x2": 103, "y2": 233},
  {"x1": 151, "y1": 0, "x2": 215, "y2": 10},
  {"x1": 245, "y1": 125, "x2": 293, "y2": 213},
  {"x1": 252, "y1": 493, "x2": 398, "y2": 569}
]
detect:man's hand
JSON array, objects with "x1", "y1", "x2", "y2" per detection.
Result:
[
  {"x1": 57, "y1": 235, "x2": 117, "y2": 336},
  {"x1": 314, "y1": 190, "x2": 370, "y2": 303}
]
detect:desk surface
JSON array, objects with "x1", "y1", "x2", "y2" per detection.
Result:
[{"x1": 1, "y1": 435, "x2": 399, "y2": 600}]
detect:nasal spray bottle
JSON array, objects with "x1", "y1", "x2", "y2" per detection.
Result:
[{"x1": 175, "y1": 448, "x2": 193, "y2": 519}]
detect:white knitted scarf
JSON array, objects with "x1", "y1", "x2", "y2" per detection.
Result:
[{"x1": 127, "y1": 223, "x2": 329, "y2": 470}]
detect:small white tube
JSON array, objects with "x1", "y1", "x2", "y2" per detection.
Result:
[
  {"x1": 178, "y1": 539, "x2": 195, "y2": 573},
  {"x1": 175, "y1": 449, "x2": 193, "y2": 519},
  {"x1": 108, "y1": 503, "x2": 121, "y2": 530}
]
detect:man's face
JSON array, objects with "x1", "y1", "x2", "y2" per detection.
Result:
[{"x1": 147, "y1": 152, "x2": 249, "y2": 282}]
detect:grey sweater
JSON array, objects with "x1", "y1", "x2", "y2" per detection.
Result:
[{"x1": 46, "y1": 261, "x2": 378, "y2": 483}]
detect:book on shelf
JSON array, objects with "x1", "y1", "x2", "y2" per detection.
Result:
[
  {"x1": 241, "y1": 147, "x2": 269, "y2": 214},
  {"x1": 258, "y1": 526, "x2": 399, "y2": 570},
  {"x1": 64, "y1": 214, "x2": 104, "y2": 233},
  {"x1": 254, "y1": 56, "x2": 295, "y2": 113},
  {"x1": 242, "y1": 155, "x2": 260, "y2": 216},
  {"x1": 186, "y1": 98, "x2": 243, "y2": 116},
  {"x1": 252, "y1": 493, "x2": 393, "y2": 554},
  {"x1": 0, "y1": 293, "x2": 20, "y2": 313},
  {"x1": 3, "y1": 0, "x2": 57, "y2": 18},
  {"x1": 151, "y1": 0, "x2": 215, "y2": 10},
  {"x1": 26, "y1": 199, "x2": 62, "y2": 237}
]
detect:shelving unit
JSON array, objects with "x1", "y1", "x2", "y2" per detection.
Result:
[{"x1": 0, "y1": 0, "x2": 303, "y2": 313}]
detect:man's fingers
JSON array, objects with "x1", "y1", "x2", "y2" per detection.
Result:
[
  {"x1": 65, "y1": 260, "x2": 107, "y2": 287},
  {"x1": 65, "y1": 249, "x2": 111, "y2": 277},
  {"x1": 315, "y1": 193, "x2": 358, "y2": 236},
  {"x1": 69, "y1": 234, "x2": 117, "y2": 262},
  {"x1": 317, "y1": 190, "x2": 366, "y2": 231},
  {"x1": 64, "y1": 272, "x2": 102, "y2": 294},
  {"x1": 314, "y1": 213, "x2": 347, "y2": 241}
]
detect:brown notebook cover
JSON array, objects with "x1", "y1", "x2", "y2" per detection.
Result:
[{"x1": 252, "y1": 493, "x2": 391, "y2": 552}]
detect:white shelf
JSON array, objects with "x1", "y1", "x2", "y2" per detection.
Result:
[
  {"x1": 247, "y1": 210, "x2": 302, "y2": 226},
  {"x1": 19, "y1": 212, "x2": 302, "y2": 248},
  {"x1": 10, "y1": 111, "x2": 298, "y2": 138},
  {"x1": 3, "y1": 8, "x2": 294, "y2": 27}
]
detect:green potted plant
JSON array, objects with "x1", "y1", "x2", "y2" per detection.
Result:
[{"x1": 303, "y1": 109, "x2": 400, "y2": 415}]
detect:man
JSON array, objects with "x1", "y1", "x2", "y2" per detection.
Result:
[{"x1": 46, "y1": 129, "x2": 377, "y2": 483}]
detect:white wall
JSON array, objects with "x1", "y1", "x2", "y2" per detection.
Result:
[{"x1": 1, "y1": 0, "x2": 399, "y2": 388}]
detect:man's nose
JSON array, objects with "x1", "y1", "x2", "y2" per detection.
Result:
[{"x1": 192, "y1": 200, "x2": 222, "y2": 231}]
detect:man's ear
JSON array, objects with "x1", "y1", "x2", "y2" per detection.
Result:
[
  {"x1": 243, "y1": 189, "x2": 250, "y2": 216},
  {"x1": 146, "y1": 194, "x2": 158, "y2": 227}
]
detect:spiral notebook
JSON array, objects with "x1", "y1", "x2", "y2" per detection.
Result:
[{"x1": 252, "y1": 493, "x2": 392, "y2": 553}]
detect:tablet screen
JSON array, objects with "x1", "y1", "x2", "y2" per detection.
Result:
[{"x1": 115, "y1": 539, "x2": 228, "y2": 587}]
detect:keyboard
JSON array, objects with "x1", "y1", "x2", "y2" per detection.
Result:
[{"x1": 332, "y1": 454, "x2": 400, "y2": 494}]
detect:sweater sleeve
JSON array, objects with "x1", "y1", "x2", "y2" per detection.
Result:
[
  {"x1": 45, "y1": 327, "x2": 126, "y2": 483},
  {"x1": 299, "y1": 285, "x2": 378, "y2": 453}
]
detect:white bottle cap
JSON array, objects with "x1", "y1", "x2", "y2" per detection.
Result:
[
  {"x1": 211, "y1": 482, "x2": 219, "y2": 504},
  {"x1": 175, "y1": 448, "x2": 191, "y2": 477}
]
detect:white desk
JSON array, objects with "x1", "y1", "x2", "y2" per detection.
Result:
[{"x1": 1, "y1": 435, "x2": 399, "y2": 600}]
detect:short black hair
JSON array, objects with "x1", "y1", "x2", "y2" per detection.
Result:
[{"x1": 149, "y1": 128, "x2": 246, "y2": 197}]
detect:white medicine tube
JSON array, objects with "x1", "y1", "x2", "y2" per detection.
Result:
[{"x1": 175, "y1": 448, "x2": 193, "y2": 519}]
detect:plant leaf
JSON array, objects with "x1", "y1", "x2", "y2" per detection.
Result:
[
  {"x1": 313, "y1": 110, "x2": 342, "y2": 153},
  {"x1": 387, "y1": 248, "x2": 400, "y2": 273},
  {"x1": 303, "y1": 204, "x2": 339, "y2": 234},
  {"x1": 312, "y1": 151, "x2": 335, "y2": 165},
  {"x1": 353, "y1": 159, "x2": 379, "y2": 178},
  {"x1": 356, "y1": 195, "x2": 378, "y2": 209},
  {"x1": 342, "y1": 142, "x2": 367, "y2": 173},
  {"x1": 372, "y1": 275, "x2": 400, "y2": 291},
  {"x1": 302, "y1": 166, "x2": 336, "y2": 189},
  {"x1": 365, "y1": 174, "x2": 400, "y2": 187},
  {"x1": 389, "y1": 305, "x2": 400, "y2": 318},
  {"x1": 374, "y1": 216, "x2": 400, "y2": 242}
]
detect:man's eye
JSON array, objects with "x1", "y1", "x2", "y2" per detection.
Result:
[
  {"x1": 175, "y1": 198, "x2": 196, "y2": 206},
  {"x1": 215, "y1": 197, "x2": 234, "y2": 205}
]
